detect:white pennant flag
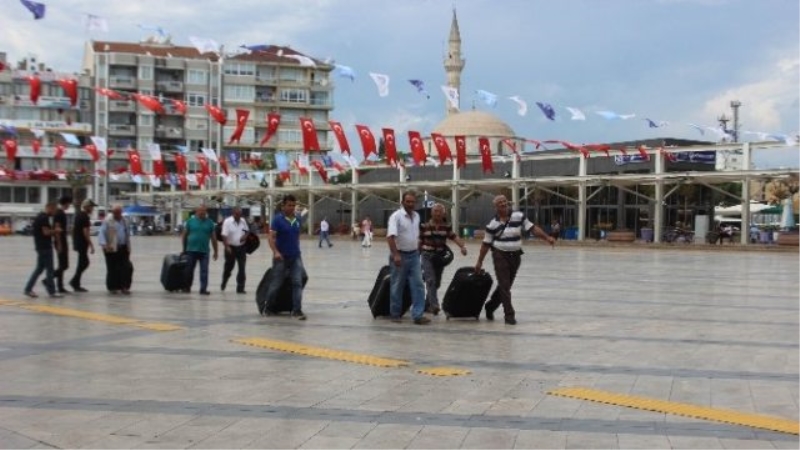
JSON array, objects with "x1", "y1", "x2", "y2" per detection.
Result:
[
  {"x1": 508, "y1": 96, "x2": 528, "y2": 116},
  {"x1": 565, "y1": 107, "x2": 586, "y2": 121},
  {"x1": 90, "y1": 136, "x2": 108, "y2": 155},
  {"x1": 86, "y1": 14, "x2": 108, "y2": 33},
  {"x1": 284, "y1": 54, "x2": 317, "y2": 67},
  {"x1": 346, "y1": 155, "x2": 360, "y2": 169},
  {"x1": 149, "y1": 175, "x2": 161, "y2": 187},
  {"x1": 188, "y1": 36, "x2": 220, "y2": 55},
  {"x1": 147, "y1": 143, "x2": 161, "y2": 161},
  {"x1": 441, "y1": 85, "x2": 459, "y2": 110},
  {"x1": 200, "y1": 147, "x2": 218, "y2": 163},
  {"x1": 31, "y1": 129, "x2": 45, "y2": 139},
  {"x1": 186, "y1": 174, "x2": 198, "y2": 185},
  {"x1": 369, "y1": 72, "x2": 390, "y2": 97}
]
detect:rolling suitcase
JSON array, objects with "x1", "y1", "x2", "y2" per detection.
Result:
[
  {"x1": 442, "y1": 266, "x2": 493, "y2": 320},
  {"x1": 368, "y1": 265, "x2": 412, "y2": 318},
  {"x1": 161, "y1": 253, "x2": 190, "y2": 292},
  {"x1": 256, "y1": 267, "x2": 308, "y2": 315}
]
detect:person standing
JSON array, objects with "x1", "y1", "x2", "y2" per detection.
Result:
[
  {"x1": 23, "y1": 201, "x2": 62, "y2": 298},
  {"x1": 318, "y1": 217, "x2": 333, "y2": 248},
  {"x1": 419, "y1": 203, "x2": 468, "y2": 315},
  {"x1": 98, "y1": 205, "x2": 133, "y2": 295},
  {"x1": 69, "y1": 199, "x2": 96, "y2": 292},
  {"x1": 220, "y1": 206, "x2": 249, "y2": 294},
  {"x1": 474, "y1": 195, "x2": 555, "y2": 325},
  {"x1": 52, "y1": 195, "x2": 73, "y2": 294},
  {"x1": 386, "y1": 191, "x2": 429, "y2": 324},
  {"x1": 361, "y1": 215, "x2": 373, "y2": 248},
  {"x1": 181, "y1": 205, "x2": 218, "y2": 295},
  {"x1": 266, "y1": 194, "x2": 306, "y2": 319}
]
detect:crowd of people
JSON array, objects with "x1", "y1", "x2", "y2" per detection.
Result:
[{"x1": 23, "y1": 191, "x2": 556, "y2": 326}]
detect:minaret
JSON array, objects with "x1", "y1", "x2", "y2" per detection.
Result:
[{"x1": 444, "y1": 8, "x2": 465, "y2": 116}]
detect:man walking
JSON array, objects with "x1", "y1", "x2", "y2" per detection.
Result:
[
  {"x1": 266, "y1": 194, "x2": 306, "y2": 319},
  {"x1": 361, "y1": 215, "x2": 373, "y2": 247},
  {"x1": 181, "y1": 206, "x2": 218, "y2": 295},
  {"x1": 52, "y1": 195, "x2": 73, "y2": 294},
  {"x1": 98, "y1": 205, "x2": 133, "y2": 295},
  {"x1": 69, "y1": 199, "x2": 96, "y2": 292},
  {"x1": 23, "y1": 201, "x2": 62, "y2": 298},
  {"x1": 419, "y1": 202, "x2": 468, "y2": 315},
  {"x1": 386, "y1": 191, "x2": 429, "y2": 324},
  {"x1": 318, "y1": 216, "x2": 333, "y2": 248},
  {"x1": 220, "y1": 206, "x2": 249, "y2": 294}
]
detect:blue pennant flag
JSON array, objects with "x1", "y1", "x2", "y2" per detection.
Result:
[
  {"x1": 321, "y1": 154, "x2": 333, "y2": 168},
  {"x1": 408, "y1": 79, "x2": 430, "y2": 99},
  {"x1": 167, "y1": 173, "x2": 178, "y2": 186},
  {"x1": 60, "y1": 132, "x2": 81, "y2": 146},
  {"x1": 536, "y1": 102, "x2": 556, "y2": 121},
  {"x1": 274, "y1": 152, "x2": 289, "y2": 172},
  {"x1": 20, "y1": 0, "x2": 45, "y2": 19},
  {"x1": 0, "y1": 124, "x2": 18, "y2": 136},
  {"x1": 227, "y1": 151, "x2": 240, "y2": 168}
]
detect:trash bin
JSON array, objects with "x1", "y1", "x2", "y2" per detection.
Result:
[
  {"x1": 462, "y1": 226, "x2": 474, "y2": 239},
  {"x1": 640, "y1": 228, "x2": 653, "y2": 242},
  {"x1": 564, "y1": 227, "x2": 578, "y2": 240}
]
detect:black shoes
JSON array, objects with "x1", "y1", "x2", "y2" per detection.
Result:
[
  {"x1": 24, "y1": 291, "x2": 38, "y2": 298},
  {"x1": 504, "y1": 317, "x2": 517, "y2": 325},
  {"x1": 291, "y1": 310, "x2": 307, "y2": 320},
  {"x1": 236, "y1": 290, "x2": 246, "y2": 295},
  {"x1": 199, "y1": 290, "x2": 210, "y2": 296},
  {"x1": 414, "y1": 317, "x2": 431, "y2": 325},
  {"x1": 485, "y1": 305, "x2": 495, "y2": 321},
  {"x1": 220, "y1": 280, "x2": 227, "y2": 291}
]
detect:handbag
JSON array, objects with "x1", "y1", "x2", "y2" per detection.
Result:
[
  {"x1": 244, "y1": 233, "x2": 261, "y2": 254},
  {"x1": 431, "y1": 244, "x2": 454, "y2": 267}
]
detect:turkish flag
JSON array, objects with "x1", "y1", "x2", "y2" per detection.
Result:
[
  {"x1": 28, "y1": 75, "x2": 41, "y2": 104},
  {"x1": 355, "y1": 125, "x2": 377, "y2": 159},
  {"x1": 381, "y1": 128, "x2": 399, "y2": 167},
  {"x1": 661, "y1": 147, "x2": 677, "y2": 162},
  {"x1": 196, "y1": 172, "x2": 207, "y2": 188},
  {"x1": 617, "y1": 146, "x2": 628, "y2": 156},
  {"x1": 295, "y1": 156, "x2": 309, "y2": 176},
  {"x1": 170, "y1": 99, "x2": 187, "y2": 115},
  {"x1": 228, "y1": 109, "x2": 250, "y2": 144},
  {"x1": 54, "y1": 144, "x2": 65, "y2": 160},
  {"x1": 328, "y1": 120, "x2": 350, "y2": 155},
  {"x1": 637, "y1": 145, "x2": 650, "y2": 161},
  {"x1": 586, "y1": 143, "x2": 610, "y2": 158},
  {"x1": 299, "y1": 117, "x2": 320, "y2": 152},
  {"x1": 279, "y1": 171, "x2": 291, "y2": 181},
  {"x1": 478, "y1": 137, "x2": 493, "y2": 174},
  {"x1": 85, "y1": 144, "x2": 99, "y2": 163},
  {"x1": 152, "y1": 159, "x2": 166, "y2": 177},
  {"x1": 310, "y1": 159, "x2": 328, "y2": 183},
  {"x1": 218, "y1": 157, "x2": 229, "y2": 176},
  {"x1": 196, "y1": 155, "x2": 210, "y2": 176},
  {"x1": 128, "y1": 149, "x2": 143, "y2": 175},
  {"x1": 430, "y1": 133, "x2": 452, "y2": 165},
  {"x1": 95, "y1": 87, "x2": 127, "y2": 100},
  {"x1": 132, "y1": 94, "x2": 165, "y2": 114},
  {"x1": 205, "y1": 104, "x2": 227, "y2": 125},
  {"x1": 57, "y1": 79, "x2": 78, "y2": 107},
  {"x1": 4, "y1": 140, "x2": 17, "y2": 164},
  {"x1": 178, "y1": 174, "x2": 188, "y2": 191},
  {"x1": 455, "y1": 135, "x2": 467, "y2": 169},
  {"x1": 174, "y1": 152, "x2": 187, "y2": 174},
  {"x1": 260, "y1": 112, "x2": 281, "y2": 146},
  {"x1": 31, "y1": 139, "x2": 41, "y2": 155},
  {"x1": 408, "y1": 131, "x2": 427, "y2": 166}
]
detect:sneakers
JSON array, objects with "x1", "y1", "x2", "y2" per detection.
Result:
[
  {"x1": 485, "y1": 305, "x2": 495, "y2": 321},
  {"x1": 24, "y1": 291, "x2": 38, "y2": 298},
  {"x1": 413, "y1": 316, "x2": 431, "y2": 325},
  {"x1": 291, "y1": 311, "x2": 307, "y2": 320}
]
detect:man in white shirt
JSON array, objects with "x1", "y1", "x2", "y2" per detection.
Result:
[
  {"x1": 221, "y1": 207, "x2": 250, "y2": 294},
  {"x1": 318, "y1": 217, "x2": 333, "y2": 248},
  {"x1": 386, "y1": 191, "x2": 429, "y2": 325}
]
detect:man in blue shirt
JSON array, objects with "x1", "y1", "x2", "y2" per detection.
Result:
[
  {"x1": 181, "y1": 206, "x2": 218, "y2": 295},
  {"x1": 266, "y1": 194, "x2": 306, "y2": 319}
]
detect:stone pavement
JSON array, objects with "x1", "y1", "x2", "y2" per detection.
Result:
[{"x1": 0, "y1": 235, "x2": 797, "y2": 449}]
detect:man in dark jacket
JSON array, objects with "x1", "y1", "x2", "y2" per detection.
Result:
[
  {"x1": 23, "y1": 202, "x2": 62, "y2": 298},
  {"x1": 69, "y1": 199, "x2": 96, "y2": 292},
  {"x1": 52, "y1": 195, "x2": 73, "y2": 293}
]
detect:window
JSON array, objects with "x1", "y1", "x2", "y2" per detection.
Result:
[
  {"x1": 138, "y1": 114, "x2": 153, "y2": 127},
  {"x1": 309, "y1": 110, "x2": 328, "y2": 122},
  {"x1": 281, "y1": 110, "x2": 301, "y2": 123},
  {"x1": 279, "y1": 88, "x2": 307, "y2": 103},
  {"x1": 186, "y1": 118, "x2": 208, "y2": 130},
  {"x1": 223, "y1": 85, "x2": 255, "y2": 102},
  {"x1": 310, "y1": 92, "x2": 329, "y2": 106},
  {"x1": 223, "y1": 62, "x2": 255, "y2": 76},
  {"x1": 139, "y1": 65, "x2": 153, "y2": 80},
  {"x1": 279, "y1": 67, "x2": 304, "y2": 82},
  {"x1": 187, "y1": 69, "x2": 208, "y2": 84},
  {"x1": 0, "y1": 187, "x2": 10, "y2": 203},
  {"x1": 277, "y1": 129, "x2": 302, "y2": 144},
  {"x1": 27, "y1": 187, "x2": 40, "y2": 204},
  {"x1": 187, "y1": 92, "x2": 206, "y2": 107},
  {"x1": 13, "y1": 187, "x2": 26, "y2": 203}
]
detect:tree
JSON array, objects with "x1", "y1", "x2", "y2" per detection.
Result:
[{"x1": 65, "y1": 168, "x2": 92, "y2": 204}]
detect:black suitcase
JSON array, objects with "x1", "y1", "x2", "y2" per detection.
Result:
[
  {"x1": 256, "y1": 267, "x2": 308, "y2": 315},
  {"x1": 161, "y1": 253, "x2": 190, "y2": 292},
  {"x1": 442, "y1": 267, "x2": 493, "y2": 320},
  {"x1": 368, "y1": 265, "x2": 412, "y2": 318}
]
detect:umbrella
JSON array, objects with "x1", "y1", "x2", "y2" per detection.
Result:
[{"x1": 780, "y1": 198, "x2": 795, "y2": 230}]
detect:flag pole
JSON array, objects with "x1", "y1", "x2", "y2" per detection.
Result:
[{"x1": 215, "y1": 45, "x2": 224, "y2": 193}]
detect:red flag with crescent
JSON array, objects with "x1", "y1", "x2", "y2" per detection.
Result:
[
  {"x1": 279, "y1": 171, "x2": 291, "y2": 181},
  {"x1": 127, "y1": 148, "x2": 143, "y2": 175},
  {"x1": 170, "y1": 99, "x2": 187, "y2": 115},
  {"x1": 196, "y1": 172, "x2": 207, "y2": 188},
  {"x1": 228, "y1": 109, "x2": 250, "y2": 144},
  {"x1": 132, "y1": 94, "x2": 165, "y2": 115},
  {"x1": 299, "y1": 117, "x2": 320, "y2": 152},
  {"x1": 478, "y1": 137, "x2": 493, "y2": 174},
  {"x1": 196, "y1": 155, "x2": 210, "y2": 176},
  {"x1": 382, "y1": 128, "x2": 399, "y2": 167},
  {"x1": 295, "y1": 157, "x2": 309, "y2": 176},
  {"x1": 355, "y1": 125, "x2": 376, "y2": 159},
  {"x1": 31, "y1": 139, "x2": 41, "y2": 155},
  {"x1": 28, "y1": 74, "x2": 41, "y2": 104},
  {"x1": 408, "y1": 131, "x2": 427, "y2": 166},
  {"x1": 174, "y1": 152, "x2": 187, "y2": 174},
  {"x1": 661, "y1": 147, "x2": 677, "y2": 162},
  {"x1": 218, "y1": 156, "x2": 229, "y2": 176},
  {"x1": 54, "y1": 144, "x2": 65, "y2": 160},
  {"x1": 178, "y1": 174, "x2": 188, "y2": 191},
  {"x1": 260, "y1": 113, "x2": 281, "y2": 146},
  {"x1": 310, "y1": 159, "x2": 328, "y2": 183},
  {"x1": 95, "y1": 87, "x2": 127, "y2": 100},
  {"x1": 85, "y1": 144, "x2": 99, "y2": 163},
  {"x1": 328, "y1": 120, "x2": 350, "y2": 155},
  {"x1": 455, "y1": 135, "x2": 467, "y2": 169},
  {"x1": 4, "y1": 140, "x2": 17, "y2": 164},
  {"x1": 205, "y1": 104, "x2": 227, "y2": 125},
  {"x1": 152, "y1": 159, "x2": 166, "y2": 177},
  {"x1": 57, "y1": 79, "x2": 78, "y2": 107},
  {"x1": 617, "y1": 146, "x2": 628, "y2": 156},
  {"x1": 431, "y1": 133, "x2": 452, "y2": 165},
  {"x1": 637, "y1": 145, "x2": 650, "y2": 161},
  {"x1": 586, "y1": 143, "x2": 611, "y2": 158}
]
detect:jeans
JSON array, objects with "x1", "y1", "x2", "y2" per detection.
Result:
[
  {"x1": 185, "y1": 251, "x2": 210, "y2": 292},
  {"x1": 69, "y1": 249, "x2": 90, "y2": 288},
  {"x1": 266, "y1": 257, "x2": 304, "y2": 312},
  {"x1": 222, "y1": 246, "x2": 247, "y2": 291},
  {"x1": 421, "y1": 251, "x2": 445, "y2": 310},
  {"x1": 389, "y1": 251, "x2": 425, "y2": 319},
  {"x1": 318, "y1": 231, "x2": 332, "y2": 247},
  {"x1": 25, "y1": 249, "x2": 56, "y2": 294}
]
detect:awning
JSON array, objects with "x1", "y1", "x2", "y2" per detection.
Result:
[{"x1": 123, "y1": 205, "x2": 160, "y2": 216}]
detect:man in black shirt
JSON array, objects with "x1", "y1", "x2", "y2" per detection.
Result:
[
  {"x1": 69, "y1": 199, "x2": 96, "y2": 292},
  {"x1": 23, "y1": 202, "x2": 62, "y2": 298},
  {"x1": 52, "y1": 195, "x2": 73, "y2": 293}
]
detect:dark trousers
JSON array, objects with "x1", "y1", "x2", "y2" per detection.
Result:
[
  {"x1": 54, "y1": 249, "x2": 69, "y2": 290},
  {"x1": 266, "y1": 257, "x2": 304, "y2": 313},
  {"x1": 222, "y1": 246, "x2": 247, "y2": 291},
  {"x1": 485, "y1": 249, "x2": 522, "y2": 319},
  {"x1": 69, "y1": 249, "x2": 90, "y2": 289},
  {"x1": 24, "y1": 249, "x2": 56, "y2": 294},
  {"x1": 104, "y1": 246, "x2": 131, "y2": 291}
]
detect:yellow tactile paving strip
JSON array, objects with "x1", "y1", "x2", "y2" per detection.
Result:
[
  {"x1": 0, "y1": 299, "x2": 183, "y2": 332},
  {"x1": 548, "y1": 387, "x2": 799, "y2": 435},
  {"x1": 416, "y1": 367, "x2": 471, "y2": 376},
  {"x1": 233, "y1": 337, "x2": 411, "y2": 368}
]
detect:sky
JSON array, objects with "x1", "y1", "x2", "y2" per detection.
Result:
[{"x1": 3, "y1": 0, "x2": 799, "y2": 168}]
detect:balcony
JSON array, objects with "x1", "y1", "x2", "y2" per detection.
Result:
[
  {"x1": 254, "y1": 93, "x2": 277, "y2": 104},
  {"x1": 162, "y1": 103, "x2": 185, "y2": 115},
  {"x1": 156, "y1": 80, "x2": 184, "y2": 93},
  {"x1": 108, "y1": 124, "x2": 137, "y2": 136},
  {"x1": 109, "y1": 100, "x2": 136, "y2": 112},
  {"x1": 255, "y1": 75, "x2": 277, "y2": 85},
  {"x1": 109, "y1": 76, "x2": 136, "y2": 89},
  {"x1": 155, "y1": 125, "x2": 184, "y2": 139}
]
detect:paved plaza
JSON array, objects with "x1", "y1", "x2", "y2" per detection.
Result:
[{"x1": 0, "y1": 235, "x2": 797, "y2": 449}]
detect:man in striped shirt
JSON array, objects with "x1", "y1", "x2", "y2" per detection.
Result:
[
  {"x1": 474, "y1": 195, "x2": 554, "y2": 325},
  {"x1": 419, "y1": 203, "x2": 468, "y2": 315}
]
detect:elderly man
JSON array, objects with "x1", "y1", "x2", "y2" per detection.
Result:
[
  {"x1": 220, "y1": 206, "x2": 249, "y2": 294},
  {"x1": 98, "y1": 205, "x2": 133, "y2": 295},
  {"x1": 386, "y1": 191, "x2": 429, "y2": 325},
  {"x1": 419, "y1": 202, "x2": 468, "y2": 315},
  {"x1": 181, "y1": 205, "x2": 218, "y2": 295}
]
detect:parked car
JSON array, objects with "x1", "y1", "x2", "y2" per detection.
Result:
[{"x1": 89, "y1": 220, "x2": 102, "y2": 236}]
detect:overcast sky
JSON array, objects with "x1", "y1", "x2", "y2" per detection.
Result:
[{"x1": 3, "y1": 0, "x2": 798, "y2": 168}]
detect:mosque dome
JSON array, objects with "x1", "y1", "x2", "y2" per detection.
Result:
[{"x1": 432, "y1": 110, "x2": 516, "y2": 138}]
